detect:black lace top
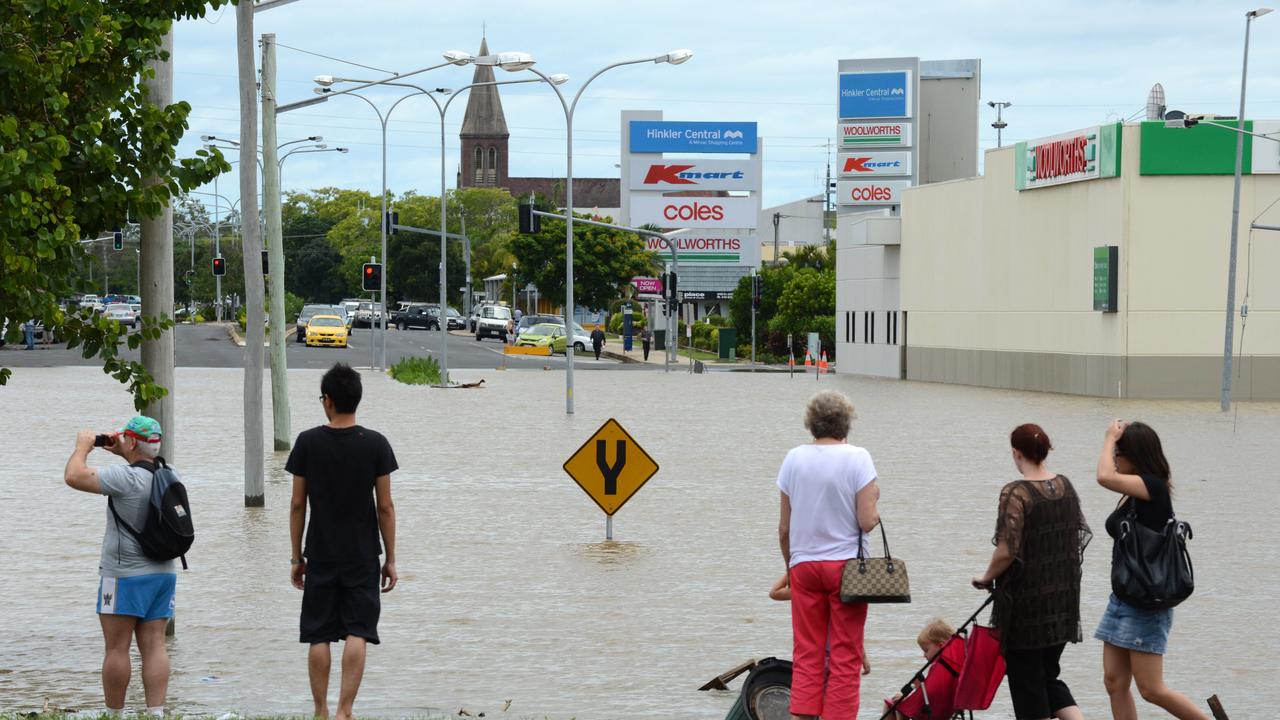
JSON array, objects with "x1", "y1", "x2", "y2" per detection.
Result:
[{"x1": 990, "y1": 476, "x2": 1093, "y2": 651}]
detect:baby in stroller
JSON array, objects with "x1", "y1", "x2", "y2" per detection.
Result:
[{"x1": 885, "y1": 619, "x2": 963, "y2": 720}]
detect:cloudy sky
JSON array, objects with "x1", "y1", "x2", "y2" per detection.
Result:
[{"x1": 173, "y1": 0, "x2": 1280, "y2": 210}]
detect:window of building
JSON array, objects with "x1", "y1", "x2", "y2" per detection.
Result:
[
  {"x1": 473, "y1": 147, "x2": 484, "y2": 185},
  {"x1": 487, "y1": 146, "x2": 498, "y2": 185}
]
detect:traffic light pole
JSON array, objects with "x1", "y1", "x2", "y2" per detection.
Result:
[{"x1": 751, "y1": 270, "x2": 757, "y2": 369}]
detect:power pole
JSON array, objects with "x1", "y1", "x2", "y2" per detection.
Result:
[
  {"x1": 141, "y1": 30, "x2": 176, "y2": 462},
  {"x1": 261, "y1": 33, "x2": 291, "y2": 451},
  {"x1": 236, "y1": 2, "x2": 265, "y2": 507},
  {"x1": 460, "y1": 206, "x2": 471, "y2": 322}
]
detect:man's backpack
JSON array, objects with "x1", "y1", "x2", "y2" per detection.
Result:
[{"x1": 109, "y1": 458, "x2": 195, "y2": 569}]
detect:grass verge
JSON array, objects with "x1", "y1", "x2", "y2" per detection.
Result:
[{"x1": 388, "y1": 355, "x2": 443, "y2": 385}]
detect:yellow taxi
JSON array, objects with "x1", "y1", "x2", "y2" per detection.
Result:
[{"x1": 305, "y1": 314, "x2": 349, "y2": 348}]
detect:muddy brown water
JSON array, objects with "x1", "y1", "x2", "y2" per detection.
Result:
[{"x1": 2, "y1": 366, "x2": 1275, "y2": 718}]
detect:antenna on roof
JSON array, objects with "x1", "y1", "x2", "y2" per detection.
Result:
[{"x1": 1146, "y1": 83, "x2": 1167, "y2": 120}]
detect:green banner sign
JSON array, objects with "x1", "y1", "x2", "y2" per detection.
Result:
[{"x1": 1139, "y1": 120, "x2": 1253, "y2": 175}]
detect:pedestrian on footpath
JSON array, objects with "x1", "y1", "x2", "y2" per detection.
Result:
[
  {"x1": 590, "y1": 326, "x2": 606, "y2": 360},
  {"x1": 1094, "y1": 420, "x2": 1209, "y2": 720},
  {"x1": 287, "y1": 363, "x2": 399, "y2": 720},
  {"x1": 641, "y1": 323, "x2": 653, "y2": 362},
  {"x1": 23, "y1": 319, "x2": 36, "y2": 349},
  {"x1": 777, "y1": 390, "x2": 881, "y2": 720},
  {"x1": 63, "y1": 416, "x2": 176, "y2": 717}
]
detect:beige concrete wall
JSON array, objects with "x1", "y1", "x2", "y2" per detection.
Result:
[{"x1": 897, "y1": 123, "x2": 1280, "y2": 399}]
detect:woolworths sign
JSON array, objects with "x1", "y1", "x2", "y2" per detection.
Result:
[
  {"x1": 839, "y1": 121, "x2": 912, "y2": 148},
  {"x1": 1015, "y1": 124, "x2": 1122, "y2": 190}
]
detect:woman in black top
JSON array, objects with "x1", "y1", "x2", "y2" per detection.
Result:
[
  {"x1": 973, "y1": 423, "x2": 1090, "y2": 720},
  {"x1": 1095, "y1": 420, "x2": 1208, "y2": 720}
]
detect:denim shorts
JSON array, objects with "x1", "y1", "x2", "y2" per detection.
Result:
[{"x1": 1093, "y1": 593, "x2": 1172, "y2": 654}]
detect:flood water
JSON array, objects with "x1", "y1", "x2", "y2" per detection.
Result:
[{"x1": 2, "y1": 365, "x2": 1276, "y2": 718}]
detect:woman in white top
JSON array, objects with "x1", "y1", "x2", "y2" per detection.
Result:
[{"x1": 777, "y1": 390, "x2": 880, "y2": 720}]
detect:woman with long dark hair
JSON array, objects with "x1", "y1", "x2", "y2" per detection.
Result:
[
  {"x1": 1095, "y1": 420, "x2": 1208, "y2": 720},
  {"x1": 973, "y1": 423, "x2": 1090, "y2": 720}
]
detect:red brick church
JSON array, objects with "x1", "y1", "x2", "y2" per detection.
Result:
[{"x1": 457, "y1": 37, "x2": 621, "y2": 210}]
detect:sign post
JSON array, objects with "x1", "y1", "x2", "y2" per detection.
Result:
[
  {"x1": 623, "y1": 301, "x2": 634, "y2": 352},
  {"x1": 563, "y1": 418, "x2": 660, "y2": 541}
]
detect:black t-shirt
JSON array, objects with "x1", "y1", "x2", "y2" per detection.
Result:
[
  {"x1": 285, "y1": 425, "x2": 398, "y2": 562},
  {"x1": 1104, "y1": 473, "x2": 1173, "y2": 538}
]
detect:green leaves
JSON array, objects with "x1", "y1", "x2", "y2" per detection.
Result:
[{"x1": 1, "y1": 0, "x2": 228, "y2": 405}]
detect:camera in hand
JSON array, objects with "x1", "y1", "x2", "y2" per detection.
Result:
[{"x1": 94, "y1": 434, "x2": 113, "y2": 447}]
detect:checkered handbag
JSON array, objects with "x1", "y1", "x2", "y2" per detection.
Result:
[{"x1": 840, "y1": 521, "x2": 911, "y2": 604}]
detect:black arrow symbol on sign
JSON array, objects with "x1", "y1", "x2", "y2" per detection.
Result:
[{"x1": 596, "y1": 439, "x2": 626, "y2": 495}]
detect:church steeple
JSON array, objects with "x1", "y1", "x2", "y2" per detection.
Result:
[{"x1": 458, "y1": 36, "x2": 509, "y2": 188}]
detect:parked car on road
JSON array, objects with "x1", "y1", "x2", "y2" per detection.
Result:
[
  {"x1": 296, "y1": 304, "x2": 332, "y2": 342},
  {"x1": 394, "y1": 305, "x2": 440, "y2": 331},
  {"x1": 514, "y1": 323, "x2": 567, "y2": 353},
  {"x1": 79, "y1": 294, "x2": 102, "y2": 311},
  {"x1": 104, "y1": 303, "x2": 137, "y2": 328},
  {"x1": 354, "y1": 301, "x2": 385, "y2": 328},
  {"x1": 446, "y1": 307, "x2": 466, "y2": 330},
  {"x1": 474, "y1": 304, "x2": 512, "y2": 341},
  {"x1": 305, "y1": 314, "x2": 349, "y2": 348},
  {"x1": 515, "y1": 314, "x2": 561, "y2": 337}
]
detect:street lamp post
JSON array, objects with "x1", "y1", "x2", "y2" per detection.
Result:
[
  {"x1": 314, "y1": 66, "x2": 556, "y2": 383},
  {"x1": 286, "y1": 52, "x2": 523, "y2": 372},
  {"x1": 1222, "y1": 7, "x2": 1272, "y2": 410},
  {"x1": 988, "y1": 101, "x2": 1012, "y2": 147},
  {"x1": 524, "y1": 49, "x2": 692, "y2": 415}
]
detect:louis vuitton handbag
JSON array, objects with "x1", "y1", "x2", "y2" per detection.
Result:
[{"x1": 840, "y1": 521, "x2": 911, "y2": 604}]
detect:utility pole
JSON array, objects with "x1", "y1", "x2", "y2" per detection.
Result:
[
  {"x1": 261, "y1": 33, "x2": 291, "y2": 451},
  {"x1": 213, "y1": 174, "x2": 222, "y2": 322},
  {"x1": 750, "y1": 269, "x2": 757, "y2": 368},
  {"x1": 236, "y1": 2, "x2": 265, "y2": 507},
  {"x1": 141, "y1": 30, "x2": 176, "y2": 463},
  {"x1": 772, "y1": 212, "x2": 781, "y2": 265},
  {"x1": 460, "y1": 206, "x2": 471, "y2": 322}
]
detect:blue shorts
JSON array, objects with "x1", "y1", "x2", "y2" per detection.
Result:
[
  {"x1": 1093, "y1": 593, "x2": 1173, "y2": 655},
  {"x1": 97, "y1": 573, "x2": 177, "y2": 623}
]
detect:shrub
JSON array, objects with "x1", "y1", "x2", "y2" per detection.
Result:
[
  {"x1": 193, "y1": 314, "x2": 205, "y2": 323},
  {"x1": 389, "y1": 356, "x2": 443, "y2": 386}
]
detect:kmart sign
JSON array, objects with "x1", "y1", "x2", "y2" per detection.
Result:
[{"x1": 1015, "y1": 124, "x2": 1121, "y2": 190}]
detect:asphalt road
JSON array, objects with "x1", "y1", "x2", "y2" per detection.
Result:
[{"x1": 0, "y1": 322, "x2": 639, "y2": 371}]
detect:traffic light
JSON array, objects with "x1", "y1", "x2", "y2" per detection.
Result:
[
  {"x1": 211, "y1": 256, "x2": 227, "y2": 276},
  {"x1": 384, "y1": 210, "x2": 399, "y2": 234},
  {"x1": 261, "y1": 250, "x2": 269, "y2": 276},
  {"x1": 362, "y1": 262, "x2": 382, "y2": 291},
  {"x1": 112, "y1": 228, "x2": 123, "y2": 251},
  {"x1": 518, "y1": 203, "x2": 540, "y2": 234},
  {"x1": 751, "y1": 274, "x2": 762, "y2": 309}
]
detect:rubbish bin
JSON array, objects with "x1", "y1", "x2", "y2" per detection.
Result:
[
  {"x1": 654, "y1": 328, "x2": 666, "y2": 351},
  {"x1": 718, "y1": 327, "x2": 737, "y2": 360}
]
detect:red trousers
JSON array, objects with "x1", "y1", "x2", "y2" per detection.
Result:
[{"x1": 790, "y1": 560, "x2": 868, "y2": 719}]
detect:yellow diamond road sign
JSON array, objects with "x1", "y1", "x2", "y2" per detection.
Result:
[{"x1": 563, "y1": 418, "x2": 659, "y2": 516}]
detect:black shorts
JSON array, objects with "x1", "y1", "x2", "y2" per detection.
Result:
[
  {"x1": 1003, "y1": 643, "x2": 1076, "y2": 719},
  {"x1": 300, "y1": 558, "x2": 381, "y2": 645}
]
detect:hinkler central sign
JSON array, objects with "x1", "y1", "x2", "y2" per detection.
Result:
[
  {"x1": 563, "y1": 418, "x2": 659, "y2": 516},
  {"x1": 839, "y1": 71, "x2": 912, "y2": 119},
  {"x1": 629, "y1": 121, "x2": 758, "y2": 154},
  {"x1": 628, "y1": 159, "x2": 755, "y2": 191},
  {"x1": 1015, "y1": 124, "x2": 1121, "y2": 190}
]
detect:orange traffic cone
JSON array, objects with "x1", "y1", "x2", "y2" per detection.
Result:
[
  {"x1": 818, "y1": 350, "x2": 829, "y2": 374},
  {"x1": 804, "y1": 352, "x2": 813, "y2": 368}
]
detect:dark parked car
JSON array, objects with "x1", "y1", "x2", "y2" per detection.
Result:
[{"x1": 394, "y1": 305, "x2": 440, "y2": 331}]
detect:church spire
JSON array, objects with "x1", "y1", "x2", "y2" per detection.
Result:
[{"x1": 459, "y1": 36, "x2": 509, "y2": 139}]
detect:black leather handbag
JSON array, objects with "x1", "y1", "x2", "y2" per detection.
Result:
[{"x1": 1111, "y1": 502, "x2": 1194, "y2": 610}]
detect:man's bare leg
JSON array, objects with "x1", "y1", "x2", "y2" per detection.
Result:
[
  {"x1": 308, "y1": 642, "x2": 332, "y2": 718},
  {"x1": 100, "y1": 614, "x2": 137, "y2": 711},
  {"x1": 133, "y1": 619, "x2": 171, "y2": 710},
  {"x1": 335, "y1": 636, "x2": 367, "y2": 720}
]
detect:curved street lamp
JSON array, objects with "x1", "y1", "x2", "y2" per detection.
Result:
[{"x1": 522, "y1": 49, "x2": 693, "y2": 414}]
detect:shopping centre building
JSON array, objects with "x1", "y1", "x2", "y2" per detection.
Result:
[{"x1": 837, "y1": 120, "x2": 1280, "y2": 400}]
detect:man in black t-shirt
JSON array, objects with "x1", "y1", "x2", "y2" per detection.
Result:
[{"x1": 287, "y1": 363, "x2": 398, "y2": 720}]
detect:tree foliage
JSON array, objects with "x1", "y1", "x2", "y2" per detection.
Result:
[
  {"x1": 507, "y1": 200, "x2": 660, "y2": 311},
  {"x1": 1, "y1": 0, "x2": 229, "y2": 402}
]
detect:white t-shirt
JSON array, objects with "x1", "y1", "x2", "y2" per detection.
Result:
[{"x1": 776, "y1": 443, "x2": 878, "y2": 567}]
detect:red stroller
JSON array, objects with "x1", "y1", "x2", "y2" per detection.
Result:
[{"x1": 880, "y1": 596, "x2": 1006, "y2": 720}]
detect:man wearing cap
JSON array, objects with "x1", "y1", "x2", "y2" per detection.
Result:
[{"x1": 64, "y1": 415, "x2": 176, "y2": 717}]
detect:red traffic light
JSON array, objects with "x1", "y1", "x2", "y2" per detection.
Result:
[
  {"x1": 362, "y1": 262, "x2": 382, "y2": 291},
  {"x1": 211, "y1": 256, "x2": 227, "y2": 276}
]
